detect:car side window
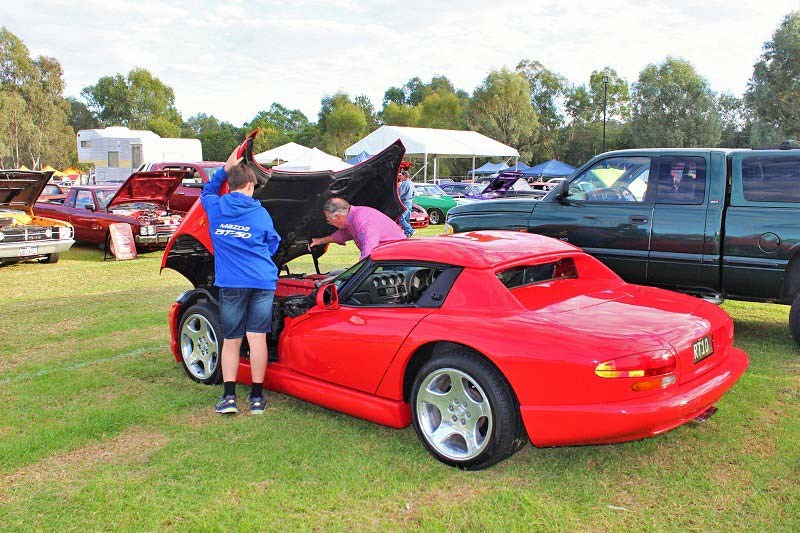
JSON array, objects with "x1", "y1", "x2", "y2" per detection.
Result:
[
  {"x1": 566, "y1": 156, "x2": 651, "y2": 202},
  {"x1": 74, "y1": 190, "x2": 94, "y2": 209},
  {"x1": 655, "y1": 156, "x2": 707, "y2": 205},
  {"x1": 741, "y1": 155, "x2": 800, "y2": 203},
  {"x1": 342, "y1": 263, "x2": 446, "y2": 307}
]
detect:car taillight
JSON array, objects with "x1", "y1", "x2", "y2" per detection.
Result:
[{"x1": 595, "y1": 352, "x2": 677, "y2": 391}]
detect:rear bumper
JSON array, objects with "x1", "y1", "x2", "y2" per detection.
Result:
[{"x1": 521, "y1": 347, "x2": 749, "y2": 447}]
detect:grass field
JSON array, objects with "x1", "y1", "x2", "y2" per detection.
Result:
[{"x1": 1, "y1": 226, "x2": 798, "y2": 531}]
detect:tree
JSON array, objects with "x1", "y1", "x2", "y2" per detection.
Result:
[
  {"x1": 566, "y1": 68, "x2": 630, "y2": 123},
  {"x1": 382, "y1": 102, "x2": 420, "y2": 126},
  {"x1": 516, "y1": 60, "x2": 568, "y2": 160},
  {"x1": 383, "y1": 86, "x2": 405, "y2": 108},
  {"x1": 183, "y1": 114, "x2": 243, "y2": 161},
  {"x1": 0, "y1": 27, "x2": 73, "y2": 169},
  {"x1": 82, "y1": 68, "x2": 183, "y2": 135},
  {"x1": 468, "y1": 68, "x2": 538, "y2": 161},
  {"x1": 324, "y1": 101, "x2": 367, "y2": 156},
  {"x1": 353, "y1": 95, "x2": 379, "y2": 132},
  {"x1": 630, "y1": 57, "x2": 721, "y2": 147},
  {"x1": 745, "y1": 11, "x2": 800, "y2": 145},
  {"x1": 67, "y1": 97, "x2": 99, "y2": 132},
  {"x1": 717, "y1": 93, "x2": 751, "y2": 148},
  {"x1": 418, "y1": 91, "x2": 464, "y2": 129}
]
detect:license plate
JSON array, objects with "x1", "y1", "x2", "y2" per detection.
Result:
[
  {"x1": 19, "y1": 245, "x2": 38, "y2": 256},
  {"x1": 693, "y1": 336, "x2": 713, "y2": 363}
]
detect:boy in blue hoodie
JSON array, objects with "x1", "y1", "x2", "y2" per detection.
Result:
[{"x1": 201, "y1": 146, "x2": 281, "y2": 415}]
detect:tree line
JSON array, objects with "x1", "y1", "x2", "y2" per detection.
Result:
[{"x1": 1, "y1": 11, "x2": 798, "y2": 173}]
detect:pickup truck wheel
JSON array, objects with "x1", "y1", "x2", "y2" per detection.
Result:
[
  {"x1": 789, "y1": 294, "x2": 800, "y2": 349},
  {"x1": 179, "y1": 303, "x2": 223, "y2": 384},
  {"x1": 428, "y1": 208, "x2": 444, "y2": 225},
  {"x1": 411, "y1": 349, "x2": 525, "y2": 470},
  {"x1": 40, "y1": 253, "x2": 59, "y2": 264}
]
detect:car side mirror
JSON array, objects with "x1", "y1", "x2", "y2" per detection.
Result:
[
  {"x1": 85, "y1": 203, "x2": 96, "y2": 211},
  {"x1": 316, "y1": 283, "x2": 340, "y2": 310}
]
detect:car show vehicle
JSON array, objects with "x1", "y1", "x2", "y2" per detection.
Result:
[
  {"x1": 440, "y1": 182, "x2": 486, "y2": 198},
  {"x1": 409, "y1": 203, "x2": 429, "y2": 229},
  {"x1": 136, "y1": 161, "x2": 224, "y2": 214},
  {"x1": 412, "y1": 184, "x2": 458, "y2": 225},
  {"x1": 162, "y1": 132, "x2": 749, "y2": 469},
  {"x1": 0, "y1": 170, "x2": 75, "y2": 265},
  {"x1": 446, "y1": 144, "x2": 800, "y2": 347},
  {"x1": 38, "y1": 183, "x2": 68, "y2": 203},
  {"x1": 34, "y1": 169, "x2": 185, "y2": 250}
]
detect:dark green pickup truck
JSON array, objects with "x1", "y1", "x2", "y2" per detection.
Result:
[{"x1": 446, "y1": 146, "x2": 800, "y2": 347}]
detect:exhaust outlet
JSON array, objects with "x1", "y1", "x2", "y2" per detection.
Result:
[{"x1": 694, "y1": 406, "x2": 718, "y2": 423}]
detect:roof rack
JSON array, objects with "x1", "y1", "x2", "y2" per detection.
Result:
[{"x1": 753, "y1": 139, "x2": 800, "y2": 150}]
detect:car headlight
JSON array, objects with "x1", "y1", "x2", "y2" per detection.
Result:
[
  {"x1": 59, "y1": 226, "x2": 72, "y2": 239},
  {"x1": 45, "y1": 228, "x2": 53, "y2": 238},
  {"x1": 149, "y1": 225, "x2": 156, "y2": 235},
  {"x1": 0, "y1": 231, "x2": 4, "y2": 241},
  {"x1": 139, "y1": 226, "x2": 148, "y2": 236},
  {"x1": 444, "y1": 223, "x2": 454, "y2": 235}
]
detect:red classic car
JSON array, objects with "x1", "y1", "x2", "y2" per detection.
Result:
[
  {"x1": 136, "y1": 161, "x2": 224, "y2": 214},
  {"x1": 161, "y1": 132, "x2": 748, "y2": 469},
  {"x1": 35, "y1": 170, "x2": 185, "y2": 251}
]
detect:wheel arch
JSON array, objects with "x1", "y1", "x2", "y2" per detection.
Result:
[
  {"x1": 401, "y1": 341, "x2": 520, "y2": 409},
  {"x1": 781, "y1": 249, "x2": 800, "y2": 303},
  {"x1": 173, "y1": 288, "x2": 219, "y2": 338}
]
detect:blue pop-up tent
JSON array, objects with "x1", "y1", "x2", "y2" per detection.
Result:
[
  {"x1": 505, "y1": 161, "x2": 531, "y2": 172},
  {"x1": 523, "y1": 159, "x2": 577, "y2": 178},
  {"x1": 467, "y1": 162, "x2": 509, "y2": 176},
  {"x1": 346, "y1": 151, "x2": 372, "y2": 164}
]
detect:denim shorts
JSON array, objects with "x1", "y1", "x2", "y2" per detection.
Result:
[{"x1": 219, "y1": 288, "x2": 275, "y2": 339}]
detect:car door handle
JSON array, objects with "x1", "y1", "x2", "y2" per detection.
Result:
[
  {"x1": 176, "y1": 192, "x2": 185, "y2": 195},
  {"x1": 629, "y1": 216, "x2": 648, "y2": 225}
]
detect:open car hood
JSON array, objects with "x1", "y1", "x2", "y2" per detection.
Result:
[
  {"x1": 0, "y1": 170, "x2": 54, "y2": 213},
  {"x1": 481, "y1": 171, "x2": 527, "y2": 193},
  {"x1": 106, "y1": 170, "x2": 186, "y2": 210},
  {"x1": 162, "y1": 130, "x2": 406, "y2": 287},
  {"x1": 243, "y1": 131, "x2": 406, "y2": 267}
]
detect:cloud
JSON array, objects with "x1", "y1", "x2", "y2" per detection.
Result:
[{"x1": 5, "y1": 0, "x2": 798, "y2": 125}]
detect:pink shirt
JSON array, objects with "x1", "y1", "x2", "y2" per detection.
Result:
[{"x1": 329, "y1": 205, "x2": 406, "y2": 259}]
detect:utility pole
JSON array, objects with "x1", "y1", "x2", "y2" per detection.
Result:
[{"x1": 602, "y1": 69, "x2": 609, "y2": 153}]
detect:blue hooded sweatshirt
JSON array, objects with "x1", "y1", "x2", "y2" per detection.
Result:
[{"x1": 200, "y1": 167, "x2": 281, "y2": 289}]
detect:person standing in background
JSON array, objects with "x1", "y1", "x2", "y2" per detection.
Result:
[{"x1": 397, "y1": 170, "x2": 416, "y2": 237}]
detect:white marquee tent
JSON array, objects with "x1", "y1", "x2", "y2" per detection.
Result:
[
  {"x1": 345, "y1": 126, "x2": 520, "y2": 181},
  {"x1": 273, "y1": 147, "x2": 352, "y2": 172},
  {"x1": 254, "y1": 142, "x2": 311, "y2": 165}
]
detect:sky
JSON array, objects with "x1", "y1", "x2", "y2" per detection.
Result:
[{"x1": 4, "y1": 0, "x2": 800, "y2": 126}]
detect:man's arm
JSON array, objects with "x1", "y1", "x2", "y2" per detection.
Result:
[
  {"x1": 201, "y1": 145, "x2": 241, "y2": 200},
  {"x1": 310, "y1": 228, "x2": 351, "y2": 248}
]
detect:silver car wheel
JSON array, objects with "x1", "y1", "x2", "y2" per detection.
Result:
[
  {"x1": 415, "y1": 367, "x2": 493, "y2": 461},
  {"x1": 180, "y1": 312, "x2": 220, "y2": 381}
]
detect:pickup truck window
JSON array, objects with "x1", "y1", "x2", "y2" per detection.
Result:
[
  {"x1": 566, "y1": 156, "x2": 650, "y2": 202},
  {"x1": 655, "y1": 156, "x2": 706, "y2": 205},
  {"x1": 75, "y1": 190, "x2": 94, "y2": 209},
  {"x1": 741, "y1": 156, "x2": 800, "y2": 202}
]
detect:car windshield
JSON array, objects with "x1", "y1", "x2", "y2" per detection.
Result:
[
  {"x1": 201, "y1": 165, "x2": 223, "y2": 179},
  {"x1": 95, "y1": 189, "x2": 118, "y2": 210},
  {"x1": 418, "y1": 184, "x2": 446, "y2": 196},
  {"x1": 330, "y1": 258, "x2": 367, "y2": 291}
]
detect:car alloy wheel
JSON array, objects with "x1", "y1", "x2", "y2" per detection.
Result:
[
  {"x1": 411, "y1": 349, "x2": 526, "y2": 469},
  {"x1": 416, "y1": 367, "x2": 493, "y2": 461},
  {"x1": 179, "y1": 303, "x2": 222, "y2": 384},
  {"x1": 428, "y1": 208, "x2": 443, "y2": 225}
]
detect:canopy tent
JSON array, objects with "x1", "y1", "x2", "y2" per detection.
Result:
[
  {"x1": 467, "y1": 162, "x2": 509, "y2": 176},
  {"x1": 345, "y1": 126, "x2": 519, "y2": 182},
  {"x1": 62, "y1": 167, "x2": 83, "y2": 176},
  {"x1": 523, "y1": 159, "x2": 577, "y2": 178},
  {"x1": 254, "y1": 142, "x2": 311, "y2": 165},
  {"x1": 273, "y1": 148, "x2": 352, "y2": 172},
  {"x1": 506, "y1": 161, "x2": 531, "y2": 172},
  {"x1": 42, "y1": 165, "x2": 64, "y2": 177},
  {"x1": 345, "y1": 151, "x2": 372, "y2": 165},
  {"x1": 17, "y1": 165, "x2": 30, "y2": 171}
]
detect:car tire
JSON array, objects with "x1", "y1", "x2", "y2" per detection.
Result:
[
  {"x1": 789, "y1": 293, "x2": 800, "y2": 349},
  {"x1": 40, "y1": 253, "x2": 59, "y2": 264},
  {"x1": 428, "y1": 208, "x2": 444, "y2": 225},
  {"x1": 178, "y1": 303, "x2": 223, "y2": 384},
  {"x1": 410, "y1": 348, "x2": 526, "y2": 470}
]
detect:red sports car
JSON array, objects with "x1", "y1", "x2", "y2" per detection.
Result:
[
  {"x1": 409, "y1": 203, "x2": 429, "y2": 229},
  {"x1": 162, "y1": 133, "x2": 748, "y2": 469}
]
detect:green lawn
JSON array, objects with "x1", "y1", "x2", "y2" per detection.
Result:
[{"x1": 1, "y1": 227, "x2": 798, "y2": 531}]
